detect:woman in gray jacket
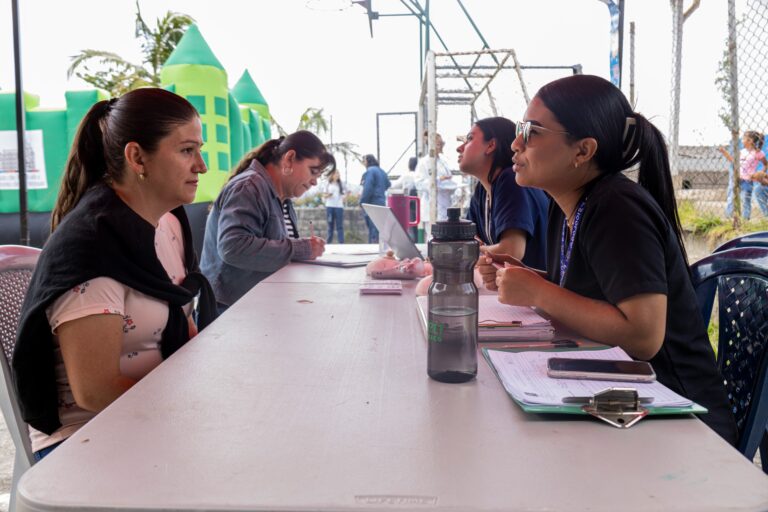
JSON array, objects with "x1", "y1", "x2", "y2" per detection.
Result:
[{"x1": 201, "y1": 131, "x2": 334, "y2": 312}]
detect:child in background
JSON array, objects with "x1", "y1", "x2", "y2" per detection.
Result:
[{"x1": 719, "y1": 130, "x2": 768, "y2": 219}]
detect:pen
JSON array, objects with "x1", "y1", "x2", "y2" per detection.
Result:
[
  {"x1": 309, "y1": 220, "x2": 315, "y2": 238},
  {"x1": 484, "y1": 340, "x2": 580, "y2": 350}
]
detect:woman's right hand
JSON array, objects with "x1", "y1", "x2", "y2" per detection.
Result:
[
  {"x1": 308, "y1": 236, "x2": 326, "y2": 259},
  {"x1": 495, "y1": 264, "x2": 545, "y2": 307},
  {"x1": 476, "y1": 247, "x2": 526, "y2": 291}
]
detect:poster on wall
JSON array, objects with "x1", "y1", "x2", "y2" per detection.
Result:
[{"x1": 0, "y1": 130, "x2": 48, "y2": 191}]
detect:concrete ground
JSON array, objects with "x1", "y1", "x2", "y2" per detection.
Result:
[{"x1": 0, "y1": 417, "x2": 12, "y2": 512}]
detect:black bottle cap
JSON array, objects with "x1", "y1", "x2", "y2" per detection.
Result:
[{"x1": 431, "y1": 207, "x2": 476, "y2": 240}]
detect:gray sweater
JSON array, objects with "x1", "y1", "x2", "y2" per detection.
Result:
[{"x1": 201, "y1": 160, "x2": 312, "y2": 306}]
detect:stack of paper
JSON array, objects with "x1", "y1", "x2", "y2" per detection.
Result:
[
  {"x1": 415, "y1": 295, "x2": 554, "y2": 342},
  {"x1": 359, "y1": 280, "x2": 403, "y2": 295},
  {"x1": 477, "y1": 296, "x2": 554, "y2": 341},
  {"x1": 485, "y1": 346, "x2": 693, "y2": 408},
  {"x1": 301, "y1": 253, "x2": 375, "y2": 268}
]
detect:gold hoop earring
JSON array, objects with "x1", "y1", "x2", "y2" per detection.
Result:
[{"x1": 282, "y1": 167, "x2": 293, "y2": 176}]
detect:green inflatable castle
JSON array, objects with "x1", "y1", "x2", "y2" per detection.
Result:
[{"x1": 0, "y1": 24, "x2": 271, "y2": 213}]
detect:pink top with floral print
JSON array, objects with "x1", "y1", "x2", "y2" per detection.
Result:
[
  {"x1": 739, "y1": 149, "x2": 766, "y2": 180},
  {"x1": 29, "y1": 213, "x2": 190, "y2": 452}
]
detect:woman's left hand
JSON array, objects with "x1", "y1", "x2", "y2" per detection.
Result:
[{"x1": 495, "y1": 264, "x2": 545, "y2": 307}]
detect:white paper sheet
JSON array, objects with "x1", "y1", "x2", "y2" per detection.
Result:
[
  {"x1": 486, "y1": 347, "x2": 692, "y2": 407},
  {"x1": 477, "y1": 296, "x2": 551, "y2": 326}
]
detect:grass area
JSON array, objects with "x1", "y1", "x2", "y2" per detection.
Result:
[
  {"x1": 708, "y1": 317, "x2": 719, "y2": 356},
  {"x1": 678, "y1": 199, "x2": 768, "y2": 249}
]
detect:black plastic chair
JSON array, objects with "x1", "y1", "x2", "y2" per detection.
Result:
[
  {"x1": 714, "y1": 231, "x2": 768, "y2": 253},
  {"x1": 690, "y1": 247, "x2": 768, "y2": 472}
]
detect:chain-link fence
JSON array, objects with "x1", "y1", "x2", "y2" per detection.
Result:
[{"x1": 671, "y1": 0, "x2": 768, "y2": 225}]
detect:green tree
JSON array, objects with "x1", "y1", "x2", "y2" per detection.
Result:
[
  {"x1": 715, "y1": 45, "x2": 733, "y2": 130},
  {"x1": 274, "y1": 107, "x2": 361, "y2": 174},
  {"x1": 297, "y1": 107, "x2": 330, "y2": 135},
  {"x1": 67, "y1": 2, "x2": 194, "y2": 97}
]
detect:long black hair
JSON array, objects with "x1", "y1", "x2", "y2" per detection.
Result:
[
  {"x1": 474, "y1": 117, "x2": 516, "y2": 183},
  {"x1": 362, "y1": 154, "x2": 379, "y2": 168},
  {"x1": 230, "y1": 130, "x2": 334, "y2": 180},
  {"x1": 328, "y1": 168, "x2": 344, "y2": 195},
  {"x1": 537, "y1": 74, "x2": 687, "y2": 263}
]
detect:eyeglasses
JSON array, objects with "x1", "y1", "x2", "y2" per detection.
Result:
[{"x1": 515, "y1": 121, "x2": 570, "y2": 146}]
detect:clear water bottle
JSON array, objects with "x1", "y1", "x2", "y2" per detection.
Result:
[{"x1": 427, "y1": 207, "x2": 479, "y2": 383}]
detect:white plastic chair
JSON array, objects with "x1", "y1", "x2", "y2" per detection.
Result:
[{"x1": 0, "y1": 245, "x2": 40, "y2": 511}]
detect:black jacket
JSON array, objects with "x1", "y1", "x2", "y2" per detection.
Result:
[{"x1": 12, "y1": 184, "x2": 217, "y2": 435}]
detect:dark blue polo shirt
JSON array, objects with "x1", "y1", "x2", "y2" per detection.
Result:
[{"x1": 466, "y1": 167, "x2": 549, "y2": 270}]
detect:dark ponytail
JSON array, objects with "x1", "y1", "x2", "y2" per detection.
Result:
[
  {"x1": 51, "y1": 100, "x2": 113, "y2": 230},
  {"x1": 537, "y1": 74, "x2": 688, "y2": 264},
  {"x1": 631, "y1": 115, "x2": 688, "y2": 264},
  {"x1": 230, "y1": 137, "x2": 285, "y2": 179},
  {"x1": 51, "y1": 88, "x2": 198, "y2": 231},
  {"x1": 229, "y1": 130, "x2": 334, "y2": 181}
]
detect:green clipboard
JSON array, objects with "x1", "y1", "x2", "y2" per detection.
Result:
[{"x1": 482, "y1": 348, "x2": 707, "y2": 428}]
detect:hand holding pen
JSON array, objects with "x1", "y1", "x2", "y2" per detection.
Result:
[
  {"x1": 307, "y1": 221, "x2": 326, "y2": 259},
  {"x1": 474, "y1": 244, "x2": 526, "y2": 291}
]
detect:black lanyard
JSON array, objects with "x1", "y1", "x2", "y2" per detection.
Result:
[{"x1": 559, "y1": 199, "x2": 587, "y2": 287}]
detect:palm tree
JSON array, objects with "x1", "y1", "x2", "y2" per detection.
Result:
[
  {"x1": 67, "y1": 1, "x2": 194, "y2": 97},
  {"x1": 295, "y1": 107, "x2": 360, "y2": 164},
  {"x1": 297, "y1": 107, "x2": 330, "y2": 135}
]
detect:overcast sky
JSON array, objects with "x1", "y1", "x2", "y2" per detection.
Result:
[{"x1": 1, "y1": 0, "x2": 733, "y2": 183}]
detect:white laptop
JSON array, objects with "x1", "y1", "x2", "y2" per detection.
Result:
[{"x1": 361, "y1": 203, "x2": 426, "y2": 260}]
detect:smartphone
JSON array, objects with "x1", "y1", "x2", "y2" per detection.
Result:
[{"x1": 546, "y1": 357, "x2": 656, "y2": 383}]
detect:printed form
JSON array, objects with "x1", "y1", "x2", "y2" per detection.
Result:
[{"x1": 486, "y1": 347, "x2": 692, "y2": 408}]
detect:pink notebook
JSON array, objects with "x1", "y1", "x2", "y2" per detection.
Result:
[{"x1": 359, "y1": 280, "x2": 403, "y2": 295}]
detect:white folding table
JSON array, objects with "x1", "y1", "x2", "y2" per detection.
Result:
[{"x1": 16, "y1": 260, "x2": 768, "y2": 511}]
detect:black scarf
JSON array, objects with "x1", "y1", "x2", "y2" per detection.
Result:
[{"x1": 12, "y1": 184, "x2": 217, "y2": 435}]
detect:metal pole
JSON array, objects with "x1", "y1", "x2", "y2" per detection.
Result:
[
  {"x1": 629, "y1": 21, "x2": 636, "y2": 107},
  {"x1": 424, "y1": 0, "x2": 430, "y2": 55},
  {"x1": 727, "y1": 0, "x2": 741, "y2": 223},
  {"x1": 376, "y1": 113, "x2": 381, "y2": 164},
  {"x1": 617, "y1": 0, "x2": 625, "y2": 89},
  {"x1": 510, "y1": 49, "x2": 530, "y2": 104},
  {"x1": 426, "y1": 50, "x2": 437, "y2": 227},
  {"x1": 669, "y1": 0, "x2": 683, "y2": 179},
  {"x1": 12, "y1": 0, "x2": 30, "y2": 246},
  {"x1": 418, "y1": 10, "x2": 423, "y2": 79}
]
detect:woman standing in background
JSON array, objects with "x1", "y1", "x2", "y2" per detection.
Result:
[{"x1": 323, "y1": 169, "x2": 345, "y2": 243}]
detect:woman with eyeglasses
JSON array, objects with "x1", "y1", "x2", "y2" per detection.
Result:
[
  {"x1": 201, "y1": 131, "x2": 332, "y2": 313},
  {"x1": 478, "y1": 74, "x2": 737, "y2": 444},
  {"x1": 457, "y1": 116, "x2": 549, "y2": 270}
]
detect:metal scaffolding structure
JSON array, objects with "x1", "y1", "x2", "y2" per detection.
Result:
[
  {"x1": 417, "y1": 48, "x2": 580, "y2": 225},
  {"x1": 418, "y1": 48, "x2": 521, "y2": 225}
]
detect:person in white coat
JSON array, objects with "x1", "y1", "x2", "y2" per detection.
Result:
[{"x1": 415, "y1": 133, "x2": 457, "y2": 227}]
